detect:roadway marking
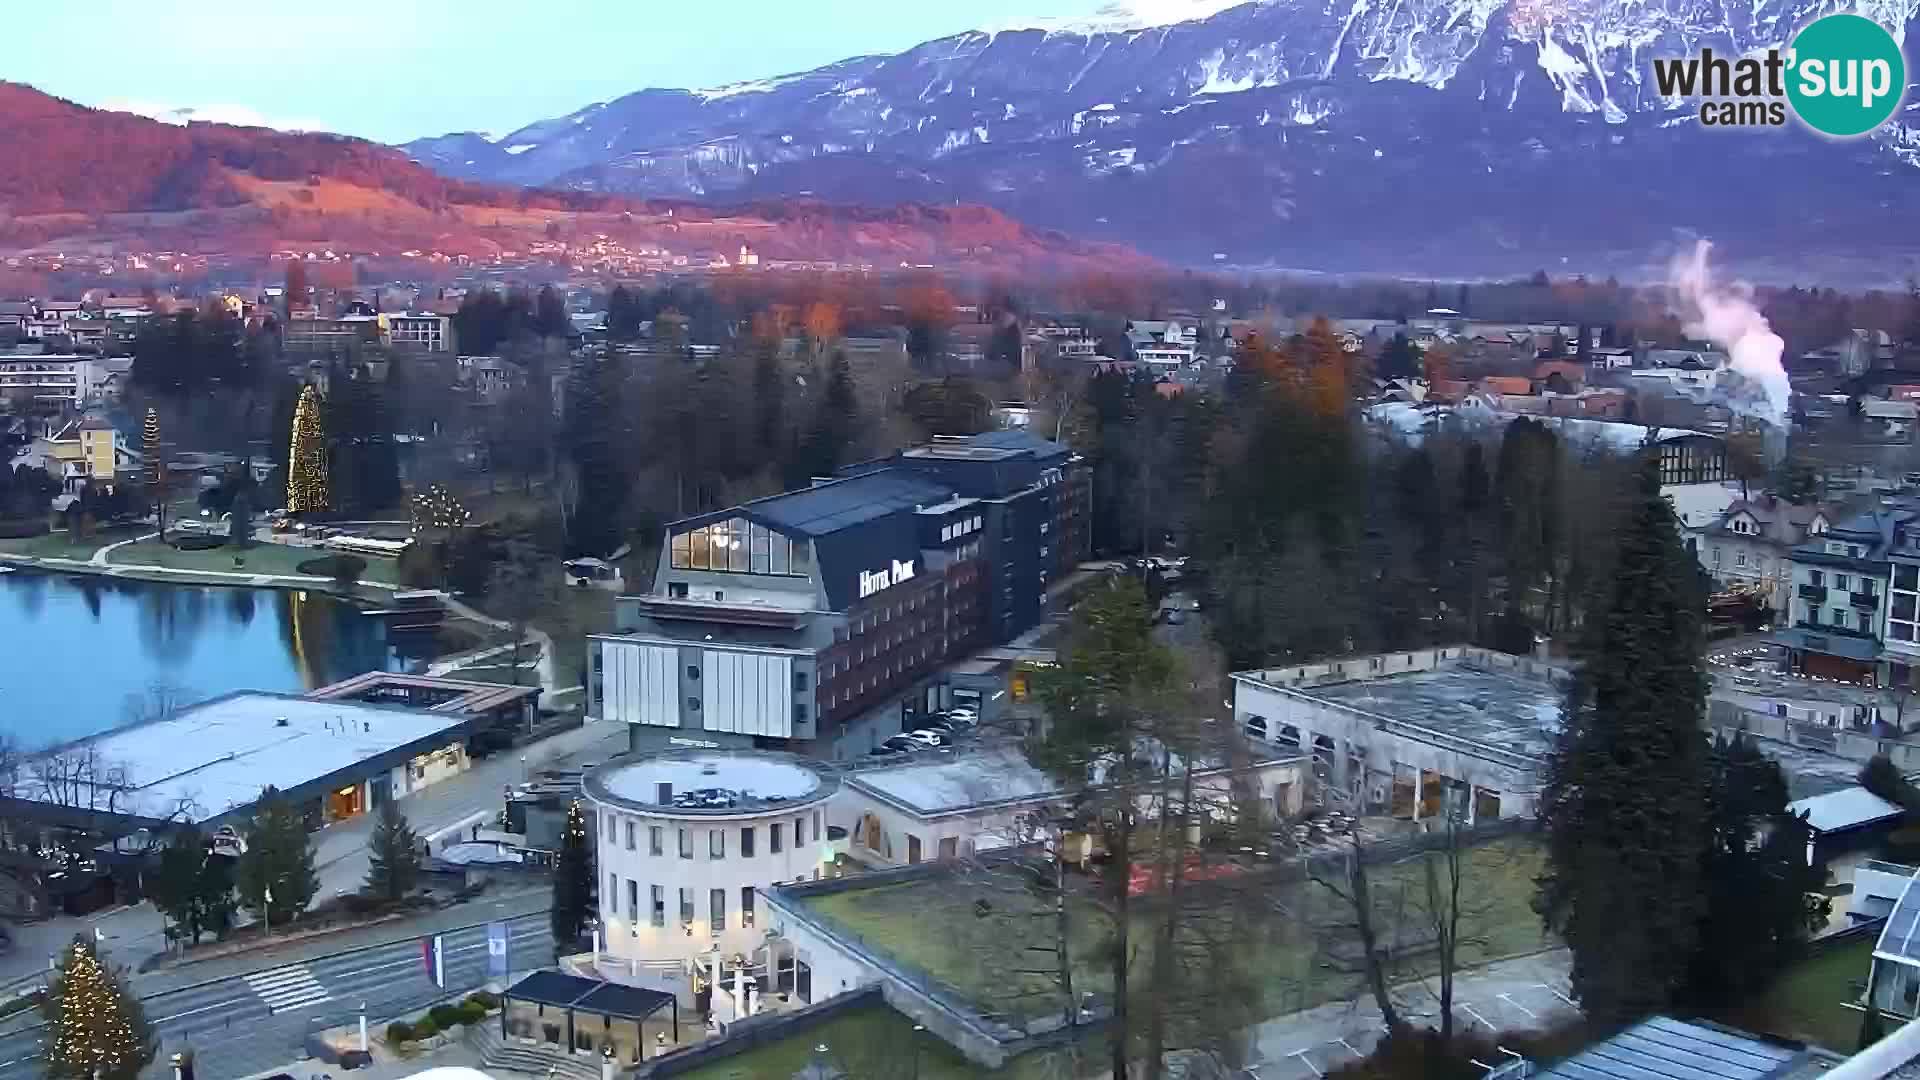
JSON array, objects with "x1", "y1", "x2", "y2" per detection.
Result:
[{"x1": 243, "y1": 964, "x2": 331, "y2": 1013}]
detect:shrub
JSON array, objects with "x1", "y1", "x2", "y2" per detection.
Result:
[
  {"x1": 170, "y1": 535, "x2": 225, "y2": 551},
  {"x1": 458, "y1": 1001, "x2": 487, "y2": 1025},
  {"x1": 466, "y1": 991, "x2": 500, "y2": 1010},
  {"x1": 385, "y1": 1021, "x2": 413, "y2": 1044},
  {"x1": 298, "y1": 554, "x2": 368, "y2": 580},
  {"x1": 410, "y1": 1017, "x2": 438, "y2": 1040},
  {"x1": 429, "y1": 1004, "x2": 465, "y2": 1029}
]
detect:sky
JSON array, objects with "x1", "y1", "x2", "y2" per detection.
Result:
[{"x1": 1, "y1": 0, "x2": 1175, "y2": 145}]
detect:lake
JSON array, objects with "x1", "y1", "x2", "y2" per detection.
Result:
[{"x1": 0, "y1": 571, "x2": 427, "y2": 748}]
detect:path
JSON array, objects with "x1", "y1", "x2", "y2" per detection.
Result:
[
  {"x1": 0, "y1": 549, "x2": 402, "y2": 593},
  {"x1": 429, "y1": 596, "x2": 559, "y2": 696},
  {"x1": 90, "y1": 531, "x2": 159, "y2": 566}
]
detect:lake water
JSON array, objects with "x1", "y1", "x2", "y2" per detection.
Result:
[{"x1": 0, "y1": 571, "x2": 418, "y2": 749}]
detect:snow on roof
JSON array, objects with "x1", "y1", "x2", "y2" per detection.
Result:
[
  {"x1": 1789, "y1": 786, "x2": 1904, "y2": 834},
  {"x1": 13, "y1": 693, "x2": 470, "y2": 824},
  {"x1": 847, "y1": 750, "x2": 1063, "y2": 818},
  {"x1": 587, "y1": 751, "x2": 833, "y2": 815}
]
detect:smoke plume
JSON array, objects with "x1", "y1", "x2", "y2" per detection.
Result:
[{"x1": 1668, "y1": 239, "x2": 1789, "y2": 427}]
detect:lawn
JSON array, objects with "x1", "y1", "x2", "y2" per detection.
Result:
[
  {"x1": 0, "y1": 524, "x2": 140, "y2": 559},
  {"x1": 672, "y1": 1001, "x2": 1087, "y2": 1080},
  {"x1": 105, "y1": 539, "x2": 399, "y2": 583},
  {"x1": 1731, "y1": 935, "x2": 1874, "y2": 1052},
  {"x1": 535, "y1": 584, "x2": 614, "y2": 690},
  {"x1": 803, "y1": 836, "x2": 1551, "y2": 1029}
]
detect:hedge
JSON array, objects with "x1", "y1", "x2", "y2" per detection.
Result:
[
  {"x1": 385, "y1": 1021, "x2": 412, "y2": 1043},
  {"x1": 465, "y1": 991, "x2": 500, "y2": 1010},
  {"x1": 428, "y1": 1003, "x2": 465, "y2": 1029},
  {"x1": 411, "y1": 1017, "x2": 439, "y2": 1040},
  {"x1": 170, "y1": 535, "x2": 225, "y2": 551},
  {"x1": 297, "y1": 554, "x2": 367, "y2": 580}
]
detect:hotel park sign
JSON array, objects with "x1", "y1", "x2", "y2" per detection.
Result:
[{"x1": 858, "y1": 558, "x2": 916, "y2": 599}]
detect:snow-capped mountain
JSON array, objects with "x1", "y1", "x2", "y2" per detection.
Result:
[{"x1": 404, "y1": 0, "x2": 1920, "y2": 276}]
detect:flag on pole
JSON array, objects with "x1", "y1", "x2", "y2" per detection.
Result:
[
  {"x1": 486, "y1": 922, "x2": 510, "y2": 979},
  {"x1": 422, "y1": 934, "x2": 446, "y2": 988}
]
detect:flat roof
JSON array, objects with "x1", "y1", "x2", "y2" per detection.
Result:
[
  {"x1": 307, "y1": 671, "x2": 538, "y2": 714},
  {"x1": 585, "y1": 750, "x2": 836, "y2": 815},
  {"x1": 733, "y1": 470, "x2": 951, "y2": 537},
  {"x1": 847, "y1": 750, "x2": 1063, "y2": 818},
  {"x1": 12, "y1": 693, "x2": 470, "y2": 824},
  {"x1": 1303, "y1": 667, "x2": 1564, "y2": 761},
  {"x1": 1790, "y1": 786, "x2": 1905, "y2": 834},
  {"x1": 1538, "y1": 1016, "x2": 1832, "y2": 1080}
]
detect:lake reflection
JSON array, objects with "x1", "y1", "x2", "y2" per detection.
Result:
[{"x1": 0, "y1": 571, "x2": 411, "y2": 748}]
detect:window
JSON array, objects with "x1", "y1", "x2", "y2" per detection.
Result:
[
  {"x1": 650, "y1": 826, "x2": 663, "y2": 856},
  {"x1": 1736, "y1": 553, "x2": 1746, "y2": 568},
  {"x1": 710, "y1": 889, "x2": 726, "y2": 934},
  {"x1": 741, "y1": 827, "x2": 755, "y2": 857},
  {"x1": 794, "y1": 671, "x2": 809, "y2": 692},
  {"x1": 679, "y1": 828, "x2": 693, "y2": 859},
  {"x1": 1712, "y1": 547, "x2": 1722, "y2": 566},
  {"x1": 651, "y1": 885, "x2": 665, "y2": 927},
  {"x1": 794, "y1": 703, "x2": 808, "y2": 725},
  {"x1": 1839, "y1": 574, "x2": 1853, "y2": 591},
  {"x1": 668, "y1": 582, "x2": 688, "y2": 599},
  {"x1": 624, "y1": 820, "x2": 636, "y2": 850},
  {"x1": 771, "y1": 823, "x2": 784, "y2": 853},
  {"x1": 679, "y1": 888, "x2": 694, "y2": 928},
  {"x1": 1900, "y1": 564, "x2": 1920, "y2": 591},
  {"x1": 687, "y1": 665, "x2": 701, "y2": 680},
  {"x1": 741, "y1": 887, "x2": 756, "y2": 928},
  {"x1": 1810, "y1": 570, "x2": 1825, "y2": 587},
  {"x1": 608, "y1": 873, "x2": 618, "y2": 914},
  {"x1": 1832, "y1": 608, "x2": 1849, "y2": 628},
  {"x1": 908, "y1": 834, "x2": 922, "y2": 864},
  {"x1": 939, "y1": 837, "x2": 958, "y2": 860},
  {"x1": 627, "y1": 879, "x2": 639, "y2": 924},
  {"x1": 796, "y1": 816, "x2": 807, "y2": 845},
  {"x1": 710, "y1": 830, "x2": 725, "y2": 859},
  {"x1": 688, "y1": 696, "x2": 701, "y2": 711}
]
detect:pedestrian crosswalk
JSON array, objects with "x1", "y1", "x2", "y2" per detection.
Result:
[{"x1": 244, "y1": 963, "x2": 332, "y2": 1013}]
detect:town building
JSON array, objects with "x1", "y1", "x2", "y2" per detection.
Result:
[
  {"x1": 584, "y1": 751, "x2": 839, "y2": 974},
  {"x1": 0, "y1": 691, "x2": 487, "y2": 841},
  {"x1": 1230, "y1": 646, "x2": 1570, "y2": 822},
  {"x1": 585, "y1": 430, "x2": 1090, "y2": 759},
  {"x1": 29, "y1": 415, "x2": 138, "y2": 491},
  {"x1": 306, "y1": 671, "x2": 541, "y2": 740},
  {"x1": 386, "y1": 312, "x2": 455, "y2": 353},
  {"x1": 1700, "y1": 496, "x2": 1833, "y2": 614},
  {"x1": 282, "y1": 313, "x2": 383, "y2": 354},
  {"x1": 1776, "y1": 507, "x2": 1911, "y2": 684},
  {"x1": 0, "y1": 352, "x2": 112, "y2": 408}
]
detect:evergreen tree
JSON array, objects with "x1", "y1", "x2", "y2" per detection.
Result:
[
  {"x1": 1681, "y1": 733, "x2": 1829, "y2": 1009},
  {"x1": 791, "y1": 350, "x2": 858, "y2": 485},
  {"x1": 560, "y1": 355, "x2": 630, "y2": 557},
  {"x1": 752, "y1": 341, "x2": 786, "y2": 459},
  {"x1": 236, "y1": 787, "x2": 318, "y2": 927},
  {"x1": 1376, "y1": 332, "x2": 1422, "y2": 380},
  {"x1": 40, "y1": 936, "x2": 154, "y2": 1080},
  {"x1": 286, "y1": 385, "x2": 329, "y2": 514},
  {"x1": 364, "y1": 799, "x2": 422, "y2": 902},
  {"x1": 1537, "y1": 454, "x2": 1712, "y2": 1026},
  {"x1": 551, "y1": 800, "x2": 593, "y2": 946},
  {"x1": 534, "y1": 286, "x2": 569, "y2": 339},
  {"x1": 149, "y1": 833, "x2": 236, "y2": 946}
]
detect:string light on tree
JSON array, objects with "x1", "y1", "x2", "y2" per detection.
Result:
[
  {"x1": 409, "y1": 483, "x2": 471, "y2": 533},
  {"x1": 286, "y1": 384, "x2": 329, "y2": 514},
  {"x1": 40, "y1": 936, "x2": 154, "y2": 1080}
]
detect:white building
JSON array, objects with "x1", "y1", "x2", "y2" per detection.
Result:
[
  {"x1": 583, "y1": 751, "x2": 839, "y2": 970},
  {"x1": 1135, "y1": 343, "x2": 1196, "y2": 368},
  {"x1": 0, "y1": 353, "x2": 109, "y2": 408},
  {"x1": 387, "y1": 313, "x2": 453, "y2": 353}
]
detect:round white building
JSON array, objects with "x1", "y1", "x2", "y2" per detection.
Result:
[{"x1": 583, "y1": 750, "x2": 839, "y2": 968}]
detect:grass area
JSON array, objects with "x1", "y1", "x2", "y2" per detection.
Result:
[
  {"x1": 106, "y1": 539, "x2": 398, "y2": 583},
  {"x1": 672, "y1": 1001, "x2": 1086, "y2": 1080},
  {"x1": 804, "y1": 836, "x2": 1551, "y2": 1028},
  {"x1": 0, "y1": 524, "x2": 139, "y2": 559},
  {"x1": 1732, "y1": 936, "x2": 1874, "y2": 1052}
]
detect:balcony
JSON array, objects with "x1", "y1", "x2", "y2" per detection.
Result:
[
  {"x1": 1854, "y1": 591, "x2": 1882, "y2": 610},
  {"x1": 1799, "y1": 585, "x2": 1829, "y2": 601}
]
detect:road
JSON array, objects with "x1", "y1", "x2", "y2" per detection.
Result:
[{"x1": 0, "y1": 914, "x2": 553, "y2": 1080}]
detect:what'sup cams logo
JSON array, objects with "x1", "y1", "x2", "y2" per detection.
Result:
[{"x1": 1652, "y1": 14, "x2": 1907, "y2": 136}]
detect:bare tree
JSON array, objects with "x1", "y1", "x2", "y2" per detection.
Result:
[{"x1": 1310, "y1": 830, "x2": 1406, "y2": 1032}]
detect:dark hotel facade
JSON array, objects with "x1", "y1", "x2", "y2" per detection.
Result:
[{"x1": 584, "y1": 430, "x2": 1090, "y2": 759}]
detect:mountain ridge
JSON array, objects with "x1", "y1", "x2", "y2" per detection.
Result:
[{"x1": 401, "y1": 0, "x2": 1920, "y2": 279}]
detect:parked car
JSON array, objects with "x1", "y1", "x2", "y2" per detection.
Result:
[
  {"x1": 880, "y1": 734, "x2": 924, "y2": 753},
  {"x1": 868, "y1": 743, "x2": 907, "y2": 756},
  {"x1": 908, "y1": 728, "x2": 952, "y2": 747},
  {"x1": 920, "y1": 714, "x2": 957, "y2": 731},
  {"x1": 945, "y1": 707, "x2": 979, "y2": 726}
]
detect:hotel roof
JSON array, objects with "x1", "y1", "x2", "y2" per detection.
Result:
[{"x1": 737, "y1": 470, "x2": 951, "y2": 537}]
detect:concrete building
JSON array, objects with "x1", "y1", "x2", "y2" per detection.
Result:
[
  {"x1": 582, "y1": 751, "x2": 839, "y2": 971},
  {"x1": 0, "y1": 352, "x2": 111, "y2": 408},
  {"x1": 586, "y1": 430, "x2": 1090, "y2": 760},
  {"x1": 1776, "y1": 507, "x2": 1909, "y2": 684},
  {"x1": 307, "y1": 671, "x2": 540, "y2": 739},
  {"x1": 386, "y1": 313, "x2": 454, "y2": 353},
  {"x1": 1231, "y1": 646, "x2": 1569, "y2": 822}
]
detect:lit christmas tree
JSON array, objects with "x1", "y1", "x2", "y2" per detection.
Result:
[
  {"x1": 140, "y1": 408, "x2": 160, "y2": 489},
  {"x1": 409, "y1": 484, "x2": 471, "y2": 534},
  {"x1": 40, "y1": 936, "x2": 154, "y2": 1080},
  {"x1": 550, "y1": 799, "x2": 593, "y2": 946},
  {"x1": 286, "y1": 384, "x2": 329, "y2": 514}
]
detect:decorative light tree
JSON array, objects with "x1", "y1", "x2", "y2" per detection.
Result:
[
  {"x1": 141, "y1": 408, "x2": 165, "y2": 533},
  {"x1": 286, "y1": 384, "x2": 329, "y2": 514},
  {"x1": 550, "y1": 799, "x2": 593, "y2": 947},
  {"x1": 409, "y1": 483, "x2": 471, "y2": 534},
  {"x1": 40, "y1": 936, "x2": 154, "y2": 1080}
]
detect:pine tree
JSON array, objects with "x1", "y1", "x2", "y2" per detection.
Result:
[
  {"x1": 551, "y1": 799, "x2": 593, "y2": 946},
  {"x1": 236, "y1": 787, "x2": 318, "y2": 927},
  {"x1": 40, "y1": 936, "x2": 154, "y2": 1080},
  {"x1": 141, "y1": 408, "x2": 165, "y2": 532},
  {"x1": 1537, "y1": 454, "x2": 1712, "y2": 1026},
  {"x1": 150, "y1": 833, "x2": 235, "y2": 946},
  {"x1": 365, "y1": 799, "x2": 421, "y2": 903},
  {"x1": 286, "y1": 384, "x2": 329, "y2": 514}
]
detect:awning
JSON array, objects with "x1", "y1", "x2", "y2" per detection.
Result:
[
  {"x1": 504, "y1": 971, "x2": 675, "y2": 1021},
  {"x1": 1770, "y1": 628, "x2": 1882, "y2": 663}
]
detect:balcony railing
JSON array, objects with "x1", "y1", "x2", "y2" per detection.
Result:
[
  {"x1": 1799, "y1": 584, "x2": 1828, "y2": 601},
  {"x1": 1854, "y1": 591, "x2": 1881, "y2": 610}
]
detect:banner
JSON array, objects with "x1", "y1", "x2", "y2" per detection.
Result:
[
  {"x1": 421, "y1": 934, "x2": 445, "y2": 988},
  {"x1": 486, "y1": 921, "x2": 509, "y2": 980}
]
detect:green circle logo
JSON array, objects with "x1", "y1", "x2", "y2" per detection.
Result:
[{"x1": 1786, "y1": 14, "x2": 1906, "y2": 137}]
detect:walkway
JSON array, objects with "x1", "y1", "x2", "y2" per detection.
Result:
[{"x1": 429, "y1": 596, "x2": 559, "y2": 696}]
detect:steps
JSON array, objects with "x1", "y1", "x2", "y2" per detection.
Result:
[{"x1": 468, "y1": 1018, "x2": 606, "y2": 1080}]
